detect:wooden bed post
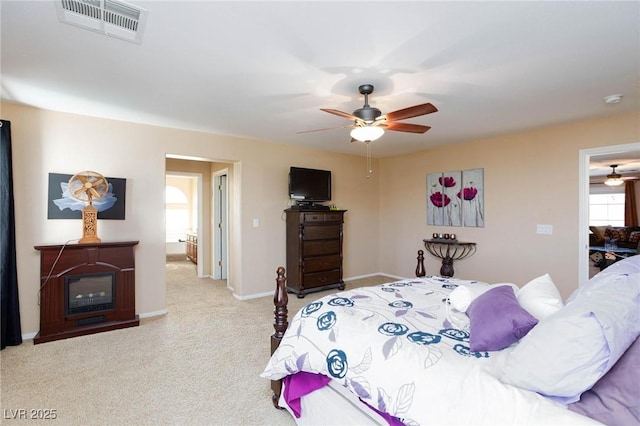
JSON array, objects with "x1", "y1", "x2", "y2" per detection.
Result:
[
  {"x1": 270, "y1": 266, "x2": 288, "y2": 408},
  {"x1": 416, "y1": 249, "x2": 426, "y2": 277}
]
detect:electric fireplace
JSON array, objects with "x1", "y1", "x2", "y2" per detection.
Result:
[
  {"x1": 65, "y1": 272, "x2": 115, "y2": 315},
  {"x1": 34, "y1": 241, "x2": 139, "y2": 344}
]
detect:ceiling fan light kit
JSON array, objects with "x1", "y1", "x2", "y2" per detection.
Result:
[
  {"x1": 351, "y1": 126, "x2": 384, "y2": 142},
  {"x1": 604, "y1": 164, "x2": 624, "y2": 186}
]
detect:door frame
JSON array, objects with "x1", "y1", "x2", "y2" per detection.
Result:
[{"x1": 578, "y1": 142, "x2": 639, "y2": 286}]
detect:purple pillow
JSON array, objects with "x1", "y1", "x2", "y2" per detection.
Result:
[
  {"x1": 467, "y1": 285, "x2": 538, "y2": 352},
  {"x1": 569, "y1": 336, "x2": 640, "y2": 425}
]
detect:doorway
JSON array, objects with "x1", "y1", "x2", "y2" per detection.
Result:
[
  {"x1": 578, "y1": 142, "x2": 640, "y2": 285},
  {"x1": 165, "y1": 172, "x2": 203, "y2": 276},
  {"x1": 165, "y1": 156, "x2": 234, "y2": 281}
]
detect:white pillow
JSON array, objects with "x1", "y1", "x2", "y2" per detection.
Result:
[
  {"x1": 516, "y1": 273, "x2": 564, "y2": 320},
  {"x1": 499, "y1": 307, "x2": 609, "y2": 403},
  {"x1": 449, "y1": 282, "x2": 518, "y2": 312},
  {"x1": 500, "y1": 257, "x2": 640, "y2": 403},
  {"x1": 449, "y1": 282, "x2": 490, "y2": 312}
]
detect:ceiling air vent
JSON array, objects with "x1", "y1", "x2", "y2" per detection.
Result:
[{"x1": 55, "y1": 0, "x2": 148, "y2": 44}]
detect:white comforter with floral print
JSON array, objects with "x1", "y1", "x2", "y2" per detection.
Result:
[{"x1": 261, "y1": 277, "x2": 600, "y2": 426}]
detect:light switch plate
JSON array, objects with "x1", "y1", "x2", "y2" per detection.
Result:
[{"x1": 536, "y1": 224, "x2": 553, "y2": 235}]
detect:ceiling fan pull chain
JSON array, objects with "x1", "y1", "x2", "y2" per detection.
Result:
[{"x1": 366, "y1": 141, "x2": 372, "y2": 178}]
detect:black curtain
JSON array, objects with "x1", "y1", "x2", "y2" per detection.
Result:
[{"x1": 1, "y1": 120, "x2": 22, "y2": 349}]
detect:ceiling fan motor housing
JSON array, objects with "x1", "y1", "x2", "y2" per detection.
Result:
[
  {"x1": 353, "y1": 84, "x2": 381, "y2": 122},
  {"x1": 353, "y1": 106, "x2": 382, "y2": 122}
]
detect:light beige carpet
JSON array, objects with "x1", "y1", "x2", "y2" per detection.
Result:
[{"x1": 0, "y1": 259, "x2": 392, "y2": 425}]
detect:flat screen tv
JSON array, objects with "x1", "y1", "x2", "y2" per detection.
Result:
[{"x1": 289, "y1": 167, "x2": 331, "y2": 204}]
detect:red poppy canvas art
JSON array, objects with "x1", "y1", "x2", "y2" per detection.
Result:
[{"x1": 427, "y1": 169, "x2": 484, "y2": 227}]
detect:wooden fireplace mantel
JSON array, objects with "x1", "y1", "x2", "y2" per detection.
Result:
[{"x1": 33, "y1": 241, "x2": 140, "y2": 344}]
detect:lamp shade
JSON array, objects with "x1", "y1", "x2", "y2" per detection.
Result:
[
  {"x1": 605, "y1": 176, "x2": 623, "y2": 186},
  {"x1": 350, "y1": 126, "x2": 384, "y2": 142},
  {"x1": 604, "y1": 165, "x2": 624, "y2": 186}
]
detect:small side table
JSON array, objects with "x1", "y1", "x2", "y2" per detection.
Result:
[{"x1": 423, "y1": 239, "x2": 477, "y2": 277}]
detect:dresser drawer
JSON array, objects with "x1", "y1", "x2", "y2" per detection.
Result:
[
  {"x1": 303, "y1": 212, "x2": 344, "y2": 223},
  {"x1": 303, "y1": 240, "x2": 340, "y2": 256},
  {"x1": 303, "y1": 213, "x2": 326, "y2": 222},
  {"x1": 303, "y1": 255, "x2": 341, "y2": 273},
  {"x1": 303, "y1": 270, "x2": 342, "y2": 288},
  {"x1": 303, "y1": 225, "x2": 340, "y2": 240}
]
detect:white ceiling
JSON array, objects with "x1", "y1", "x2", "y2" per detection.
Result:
[{"x1": 1, "y1": 1, "x2": 639, "y2": 158}]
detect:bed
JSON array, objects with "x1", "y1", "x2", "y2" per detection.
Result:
[{"x1": 262, "y1": 254, "x2": 640, "y2": 426}]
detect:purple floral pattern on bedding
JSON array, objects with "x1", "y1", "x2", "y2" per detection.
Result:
[{"x1": 262, "y1": 276, "x2": 493, "y2": 425}]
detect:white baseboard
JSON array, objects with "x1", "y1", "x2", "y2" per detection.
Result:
[
  {"x1": 139, "y1": 309, "x2": 168, "y2": 319},
  {"x1": 21, "y1": 331, "x2": 37, "y2": 341},
  {"x1": 242, "y1": 272, "x2": 408, "y2": 301}
]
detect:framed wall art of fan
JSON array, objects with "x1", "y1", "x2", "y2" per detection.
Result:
[{"x1": 47, "y1": 172, "x2": 126, "y2": 221}]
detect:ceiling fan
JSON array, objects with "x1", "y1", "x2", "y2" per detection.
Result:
[{"x1": 300, "y1": 84, "x2": 438, "y2": 142}]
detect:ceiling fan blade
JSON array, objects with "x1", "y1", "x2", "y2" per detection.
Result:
[
  {"x1": 320, "y1": 108, "x2": 359, "y2": 121},
  {"x1": 297, "y1": 124, "x2": 353, "y2": 134},
  {"x1": 384, "y1": 122, "x2": 431, "y2": 134},
  {"x1": 384, "y1": 103, "x2": 438, "y2": 122}
]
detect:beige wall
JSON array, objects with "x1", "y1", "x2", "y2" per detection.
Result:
[
  {"x1": 3, "y1": 100, "x2": 638, "y2": 336},
  {"x1": 3, "y1": 102, "x2": 380, "y2": 336},
  {"x1": 378, "y1": 111, "x2": 640, "y2": 298}
]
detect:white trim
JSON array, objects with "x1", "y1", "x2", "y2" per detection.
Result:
[
  {"x1": 21, "y1": 332, "x2": 37, "y2": 341},
  {"x1": 139, "y1": 309, "x2": 168, "y2": 319}
]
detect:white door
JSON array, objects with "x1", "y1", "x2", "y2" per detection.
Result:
[{"x1": 213, "y1": 172, "x2": 228, "y2": 280}]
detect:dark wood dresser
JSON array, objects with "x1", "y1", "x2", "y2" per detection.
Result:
[{"x1": 285, "y1": 209, "x2": 346, "y2": 298}]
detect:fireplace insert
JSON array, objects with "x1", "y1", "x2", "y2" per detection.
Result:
[{"x1": 64, "y1": 272, "x2": 115, "y2": 315}]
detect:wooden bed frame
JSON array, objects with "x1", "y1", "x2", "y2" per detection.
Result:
[{"x1": 269, "y1": 250, "x2": 427, "y2": 408}]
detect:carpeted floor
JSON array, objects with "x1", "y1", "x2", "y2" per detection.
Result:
[{"x1": 0, "y1": 259, "x2": 392, "y2": 425}]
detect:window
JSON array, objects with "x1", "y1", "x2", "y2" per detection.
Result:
[
  {"x1": 589, "y1": 193, "x2": 625, "y2": 226},
  {"x1": 165, "y1": 180, "x2": 196, "y2": 242}
]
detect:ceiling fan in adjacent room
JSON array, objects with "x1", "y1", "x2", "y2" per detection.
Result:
[{"x1": 300, "y1": 84, "x2": 438, "y2": 143}]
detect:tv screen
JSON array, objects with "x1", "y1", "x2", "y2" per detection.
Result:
[{"x1": 289, "y1": 167, "x2": 331, "y2": 202}]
